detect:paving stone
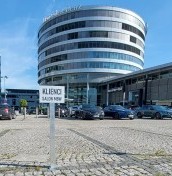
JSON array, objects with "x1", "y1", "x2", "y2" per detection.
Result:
[
  {"x1": 24, "y1": 172, "x2": 33, "y2": 176},
  {"x1": 33, "y1": 171, "x2": 43, "y2": 176},
  {"x1": 76, "y1": 173, "x2": 85, "y2": 176},
  {"x1": 0, "y1": 116, "x2": 172, "y2": 175}
]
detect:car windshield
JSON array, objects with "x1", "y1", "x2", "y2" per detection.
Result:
[
  {"x1": 82, "y1": 104, "x2": 96, "y2": 109},
  {"x1": 111, "y1": 105, "x2": 125, "y2": 110},
  {"x1": 72, "y1": 106, "x2": 78, "y2": 109}
]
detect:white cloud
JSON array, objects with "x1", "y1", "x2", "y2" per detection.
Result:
[{"x1": 0, "y1": 17, "x2": 38, "y2": 90}]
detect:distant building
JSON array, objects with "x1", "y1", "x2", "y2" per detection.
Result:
[
  {"x1": 6, "y1": 89, "x2": 39, "y2": 110},
  {"x1": 38, "y1": 6, "x2": 147, "y2": 105},
  {"x1": 98, "y1": 62, "x2": 172, "y2": 106}
]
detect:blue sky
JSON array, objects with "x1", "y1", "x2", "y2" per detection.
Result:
[{"x1": 0, "y1": 0, "x2": 172, "y2": 90}]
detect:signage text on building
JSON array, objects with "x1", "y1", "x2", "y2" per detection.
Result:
[
  {"x1": 43, "y1": 6, "x2": 81, "y2": 22},
  {"x1": 108, "y1": 87, "x2": 122, "y2": 93}
]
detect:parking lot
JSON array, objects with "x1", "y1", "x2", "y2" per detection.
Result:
[{"x1": 0, "y1": 115, "x2": 172, "y2": 175}]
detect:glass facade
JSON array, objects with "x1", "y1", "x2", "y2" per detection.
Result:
[
  {"x1": 38, "y1": 6, "x2": 147, "y2": 105},
  {"x1": 38, "y1": 8, "x2": 146, "y2": 36},
  {"x1": 38, "y1": 30, "x2": 144, "y2": 53},
  {"x1": 38, "y1": 20, "x2": 145, "y2": 44},
  {"x1": 38, "y1": 51, "x2": 144, "y2": 69}
]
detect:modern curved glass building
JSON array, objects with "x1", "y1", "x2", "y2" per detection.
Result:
[{"x1": 38, "y1": 6, "x2": 147, "y2": 105}]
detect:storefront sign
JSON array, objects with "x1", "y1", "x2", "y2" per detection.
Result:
[
  {"x1": 108, "y1": 87, "x2": 122, "y2": 93},
  {"x1": 39, "y1": 86, "x2": 65, "y2": 103}
]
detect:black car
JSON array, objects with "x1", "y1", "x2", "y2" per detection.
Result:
[
  {"x1": 136, "y1": 105, "x2": 172, "y2": 119},
  {"x1": 74, "y1": 104, "x2": 104, "y2": 120},
  {"x1": 42, "y1": 108, "x2": 48, "y2": 115},
  {"x1": 28, "y1": 107, "x2": 36, "y2": 115},
  {"x1": 0, "y1": 103, "x2": 16, "y2": 120},
  {"x1": 104, "y1": 105, "x2": 134, "y2": 120},
  {"x1": 55, "y1": 106, "x2": 69, "y2": 118},
  {"x1": 68, "y1": 106, "x2": 79, "y2": 117}
]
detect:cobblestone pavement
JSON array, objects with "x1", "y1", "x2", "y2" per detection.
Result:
[{"x1": 0, "y1": 115, "x2": 172, "y2": 175}]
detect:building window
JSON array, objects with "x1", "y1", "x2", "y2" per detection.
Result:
[
  {"x1": 122, "y1": 23, "x2": 145, "y2": 40},
  {"x1": 130, "y1": 36, "x2": 136, "y2": 43},
  {"x1": 160, "y1": 71, "x2": 169, "y2": 79},
  {"x1": 68, "y1": 32, "x2": 78, "y2": 40}
]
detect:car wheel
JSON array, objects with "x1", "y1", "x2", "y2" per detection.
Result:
[
  {"x1": 74, "y1": 112, "x2": 79, "y2": 119},
  {"x1": 9, "y1": 114, "x2": 12, "y2": 120},
  {"x1": 155, "y1": 112, "x2": 162, "y2": 119},
  {"x1": 137, "y1": 112, "x2": 142, "y2": 118},
  {"x1": 81, "y1": 112, "x2": 86, "y2": 120},
  {"x1": 113, "y1": 113, "x2": 119, "y2": 119},
  {"x1": 79, "y1": 112, "x2": 83, "y2": 119},
  {"x1": 12, "y1": 114, "x2": 16, "y2": 119}
]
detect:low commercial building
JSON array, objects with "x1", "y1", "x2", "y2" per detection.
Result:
[
  {"x1": 5, "y1": 89, "x2": 39, "y2": 111},
  {"x1": 98, "y1": 62, "x2": 172, "y2": 107}
]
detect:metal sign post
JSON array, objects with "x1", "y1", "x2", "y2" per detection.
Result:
[
  {"x1": 49, "y1": 103, "x2": 56, "y2": 170},
  {"x1": 39, "y1": 86, "x2": 65, "y2": 170}
]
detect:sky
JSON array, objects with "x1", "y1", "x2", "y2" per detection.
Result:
[{"x1": 0, "y1": 0, "x2": 172, "y2": 90}]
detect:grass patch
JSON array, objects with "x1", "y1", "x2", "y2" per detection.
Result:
[
  {"x1": 0, "y1": 153, "x2": 16, "y2": 159},
  {"x1": 154, "y1": 149, "x2": 167, "y2": 156},
  {"x1": 154, "y1": 172, "x2": 166, "y2": 176}
]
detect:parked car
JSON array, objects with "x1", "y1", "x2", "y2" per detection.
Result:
[
  {"x1": 136, "y1": 105, "x2": 172, "y2": 119},
  {"x1": 28, "y1": 107, "x2": 36, "y2": 115},
  {"x1": 104, "y1": 105, "x2": 134, "y2": 120},
  {"x1": 55, "y1": 106, "x2": 69, "y2": 118},
  {"x1": 0, "y1": 103, "x2": 16, "y2": 120},
  {"x1": 74, "y1": 104, "x2": 104, "y2": 120},
  {"x1": 69, "y1": 106, "x2": 79, "y2": 117},
  {"x1": 42, "y1": 108, "x2": 48, "y2": 115}
]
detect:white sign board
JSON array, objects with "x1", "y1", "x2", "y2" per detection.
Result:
[{"x1": 39, "y1": 86, "x2": 65, "y2": 103}]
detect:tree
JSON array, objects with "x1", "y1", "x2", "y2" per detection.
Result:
[
  {"x1": 20, "y1": 99, "x2": 28, "y2": 118},
  {"x1": 20, "y1": 99, "x2": 28, "y2": 107}
]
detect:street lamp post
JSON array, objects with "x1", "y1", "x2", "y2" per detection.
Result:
[{"x1": 1, "y1": 76, "x2": 8, "y2": 102}]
